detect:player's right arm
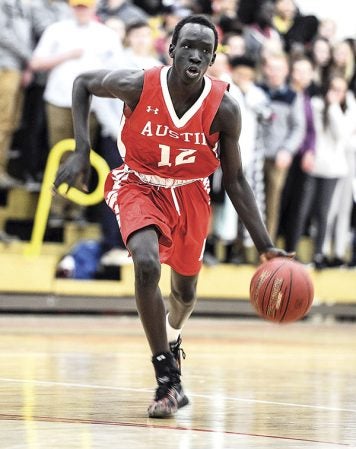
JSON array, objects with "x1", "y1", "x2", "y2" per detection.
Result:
[{"x1": 53, "y1": 69, "x2": 143, "y2": 192}]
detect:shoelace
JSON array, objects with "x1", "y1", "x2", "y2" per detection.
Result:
[
  {"x1": 171, "y1": 336, "x2": 186, "y2": 359},
  {"x1": 170, "y1": 337, "x2": 186, "y2": 375}
]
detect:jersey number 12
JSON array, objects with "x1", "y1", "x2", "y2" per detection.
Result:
[{"x1": 158, "y1": 144, "x2": 196, "y2": 167}]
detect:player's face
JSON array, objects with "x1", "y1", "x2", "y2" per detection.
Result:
[{"x1": 169, "y1": 23, "x2": 216, "y2": 83}]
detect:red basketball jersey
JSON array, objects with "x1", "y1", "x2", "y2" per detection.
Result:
[{"x1": 118, "y1": 66, "x2": 228, "y2": 180}]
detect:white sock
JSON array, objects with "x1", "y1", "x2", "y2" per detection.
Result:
[{"x1": 166, "y1": 313, "x2": 182, "y2": 343}]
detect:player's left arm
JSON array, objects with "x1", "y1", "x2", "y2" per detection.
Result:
[{"x1": 215, "y1": 93, "x2": 293, "y2": 261}]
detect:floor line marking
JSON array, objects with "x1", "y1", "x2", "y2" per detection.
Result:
[
  {"x1": 0, "y1": 413, "x2": 350, "y2": 447},
  {"x1": 1, "y1": 377, "x2": 355, "y2": 414}
]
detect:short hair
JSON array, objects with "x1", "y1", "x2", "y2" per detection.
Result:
[
  {"x1": 171, "y1": 15, "x2": 218, "y2": 53},
  {"x1": 291, "y1": 55, "x2": 314, "y2": 68},
  {"x1": 229, "y1": 55, "x2": 256, "y2": 70},
  {"x1": 125, "y1": 20, "x2": 150, "y2": 36}
]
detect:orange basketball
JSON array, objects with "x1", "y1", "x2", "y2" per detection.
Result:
[{"x1": 250, "y1": 258, "x2": 314, "y2": 323}]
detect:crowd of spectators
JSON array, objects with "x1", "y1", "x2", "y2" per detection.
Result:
[{"x1": 1, "y1": 0, "x2": 355, "y2": 269}]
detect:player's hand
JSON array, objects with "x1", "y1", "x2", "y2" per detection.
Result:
[
  {"x1": 53, "y1": 151, "x2": 90, "y2": 195},
  {"x1": 260, "y1": 247, "x2": 295, "y2": 263}
]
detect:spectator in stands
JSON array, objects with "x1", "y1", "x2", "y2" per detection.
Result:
[
  {"x1": 156, "y1": 29, "x2": 173, "y2": 65},
  {"x1": 103, "y1": 16, "x2": 126, "y2": 43},
  {"x1": 132, "y1": 0, "x2": 162, "y2": 16},
  {"x1": 296, "y1": 76, "x2": 353, "y2": 269},
  {"x1": 210, "y1": 0, "x2": 242, "y2": 35},
  {"x1": 159, "y1": 4, "x2": 192, "y2": 36},
  {"x1": 322, "y1": 90, "x2": 356, "y2": 267},
  {"x1": 329, "y1": 40, "x2": 355, "y2": 87},
  {"x1": 96, "y1": 0, "x2": 148, "y2": 25},
  {"x1": 238, "y1": 0, "x2": 282, "y2": 63},
  {"x1": 206, "y1": 51, "x2": 230, "y2": 80},
  {"x1": 222, "y1": 31, "x2": 246, "y2": 58},
  {"x1": 318, "y1": 18, "x2": 337, "y2": 44},
  {"x1": 308, "y1": 37, "x2": 332, "y2": 96},
  {"x1": 30, "y1": 0, "x2": 122, "y2": 225},
  {"x1": 122, "y1": 21, "x2": 162, "y2": 69},
  {"x1": 0, "y1": 0, "x2": 33, "y2": 188},
  {"x1": 259, "y1": 52, "x2": 305, "y2": 241},
  {"x1": 280, "y1": 56, "x2": 316, "y2": 255},
  {"x1": 273, "y1": 0, "x2": 318, "y2": 56},
  {"x1": 348, "y1": 38, "x2": 356, "y2": 98},
  {"x1": 228, "y1": 55, "x2": 270, "y2": 262},
  {"x1": 14, "y1": 0, "x2": 73, "y2": 191}
]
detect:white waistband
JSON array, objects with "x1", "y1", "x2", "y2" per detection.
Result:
[{"x1": 132, "y1": 169, "x2": 201, "y2": 188}]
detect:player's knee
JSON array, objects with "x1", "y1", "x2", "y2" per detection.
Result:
[
  {"x1": 134, "y1": 254, "x2": 160, "y2": 286},
  {"x1": 171, "y1": 284, "x2": 197, "y2": 307}
]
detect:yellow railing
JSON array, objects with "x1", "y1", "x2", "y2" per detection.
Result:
[{"x1": 24, "y1": 139, "x2": 110, "y2": 256}]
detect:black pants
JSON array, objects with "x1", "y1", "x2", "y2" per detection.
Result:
[
  {"x1": 18, "y1": 82, "x2": 49, "y2": 180},
  {"x1": 285, "y1": 170, "x2": 337, "y2": 255},
  {"x1": 96, "y1": 135, "x2": 125, "y2": 252},
  {"x1": 281, "y1": 155, "x2": 312, "y2": 252}
]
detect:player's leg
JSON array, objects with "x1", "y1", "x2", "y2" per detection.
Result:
[
  {"x1": 164, "y1": 180, "x2": 209, "y2": 381},
  {"x1": 160, "y1": 270, "x2": 198, "y2": 415},
  {"x1": 126, "y1": 226, "x2": 188, "y2": 418},
  {"x1": 167, "y1": 270, "x2": 198, "y2": 371},
  {"x1": 168, "y1": 270, "x2": 198, "y2": 330},
  {"x1": 127, "y1": 225, "x2": 168, "y2": 355}
]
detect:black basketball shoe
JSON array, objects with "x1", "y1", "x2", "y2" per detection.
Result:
[{"x1": 148, "y1": 352, "x2": 189, "y2": 418}]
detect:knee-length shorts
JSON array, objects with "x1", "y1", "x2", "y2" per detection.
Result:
[{"x1": 104, "y1": 165, "x2": 211, "y2": 276}]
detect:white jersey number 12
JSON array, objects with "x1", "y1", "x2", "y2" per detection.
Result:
[{"x1": 157, "y1": 144, "x2": 197, "y2": 168}]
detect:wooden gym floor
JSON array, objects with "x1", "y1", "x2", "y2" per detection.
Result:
[{"x1": 0, "y1": 314, "x2": 355, "y2": 449}]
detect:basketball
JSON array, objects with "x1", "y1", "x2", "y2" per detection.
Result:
[{"x1": 250, "y1": 258, "x2": 314, "y2": 323}]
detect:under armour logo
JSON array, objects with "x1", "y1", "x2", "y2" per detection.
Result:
[{"x1": 146, "y1": 105, "x2": 159, "y2": 114}]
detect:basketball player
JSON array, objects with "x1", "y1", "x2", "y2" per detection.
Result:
[{"x1": 53, "y1": 15, "x2": 292, "y2": 418}]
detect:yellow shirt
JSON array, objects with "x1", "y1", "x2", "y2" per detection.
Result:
[{"x1": 273, "y1": 15, "x2": 293, "y2": 33}]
